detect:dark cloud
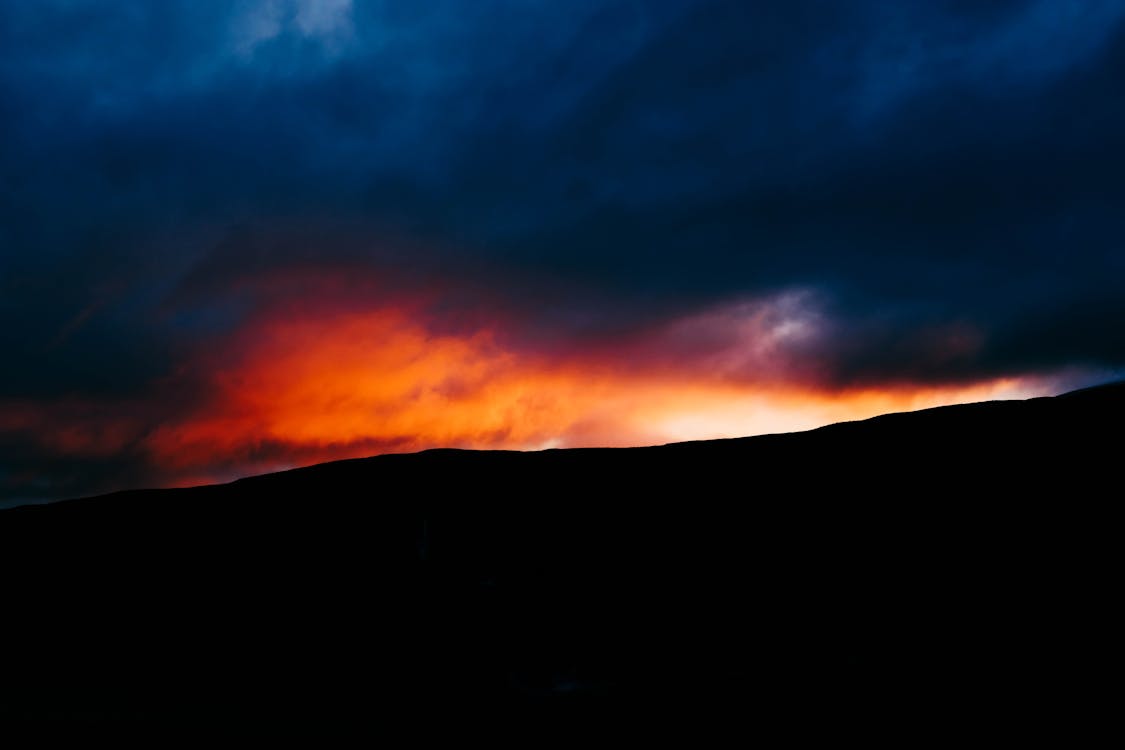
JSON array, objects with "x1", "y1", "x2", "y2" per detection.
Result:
[{"x1": 2, "y1": 0, "x2": 1123, "y2": 499}]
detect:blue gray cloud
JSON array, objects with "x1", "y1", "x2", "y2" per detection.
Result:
[{"x1": 1, "y1": 0, "x2": 1123, "y2": 498}]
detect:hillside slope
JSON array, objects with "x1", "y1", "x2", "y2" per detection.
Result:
[{"x1": 2, "y1": 383, "x2": 1120, "y2": 736}]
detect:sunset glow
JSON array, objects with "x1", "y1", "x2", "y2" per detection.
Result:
[
  {"x1": 131, "y1": 290, "x2": 1053, "y2": 490},
  {"x1": 0, "y1": 286, "x2": 1055, "y2": 492}
]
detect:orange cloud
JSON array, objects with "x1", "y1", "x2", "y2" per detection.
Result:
[
  {"x1": 0, "y1": 276, "x2": 1068, "y2": 495},
  {"x1": 138, "y1": 292, "x2": 1055, "y2": 485}
]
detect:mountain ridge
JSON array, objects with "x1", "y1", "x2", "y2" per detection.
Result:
[
  {"x1": 25, "y1": 379, "x2": 1122, "y2": 509},
  {"x1": 1, "y1": 381, "x2": 1120, "y2": 736}
]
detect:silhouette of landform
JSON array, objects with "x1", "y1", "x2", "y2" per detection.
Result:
[{"x1": 2, "y1": 382, "x2": 1119, "y2": 736}]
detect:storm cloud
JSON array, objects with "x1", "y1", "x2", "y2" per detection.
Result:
[{"x1": 2, "y1": 1, "x2": 1123, "y2": 500}]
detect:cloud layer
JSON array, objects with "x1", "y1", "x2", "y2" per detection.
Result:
[{"x1": 1, "y1": 1, "x2": 1122, "y2": 500}]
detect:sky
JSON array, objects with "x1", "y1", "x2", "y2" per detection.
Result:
[{"x1": 2, "y1": 0, "x2": 1123, "y2": 502}]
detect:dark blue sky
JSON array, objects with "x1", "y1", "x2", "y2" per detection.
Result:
[{"x1": 2, "y1": 1, "x2": 1124, "y2": 501}]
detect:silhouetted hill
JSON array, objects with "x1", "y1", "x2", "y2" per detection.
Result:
[{"x1": 2, "y1": 383, "x2": 1121, "y2": 737}]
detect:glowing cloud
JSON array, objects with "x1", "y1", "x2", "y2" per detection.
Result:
[
  {"x1": 0, "y1": 277, "x2": 1067, "y2": 495},
  {"x1": 135, "y1": 287, "x2": 1053, "y2": 485}
]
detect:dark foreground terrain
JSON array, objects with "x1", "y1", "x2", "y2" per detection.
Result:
[{"x1": 1, "y1": 383, "x2": 1120, "y2": 737}]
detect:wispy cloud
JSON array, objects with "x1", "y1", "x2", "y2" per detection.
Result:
[{"x1": 233, "y1": 0, "x2": 353, "y2": 57}]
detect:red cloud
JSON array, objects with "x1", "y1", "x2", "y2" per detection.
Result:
[{"x1": 1, "y1": 274, "x2": 1059, "y2": 494}]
